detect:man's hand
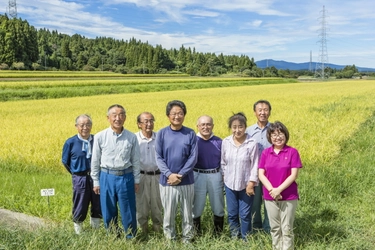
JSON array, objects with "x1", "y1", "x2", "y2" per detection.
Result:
[
  {"x1": 246, "y1": 181, "x2": 255, "y2": 196},
  {"x1": 93, "y1": 186, "x2": 100, "y2": 195},
  {"x1": 167, "y1": 173, "x2": 182, "y2": 185},
  {"x1": 134, "y1": 184, "x2": 139, "y2": 193}
]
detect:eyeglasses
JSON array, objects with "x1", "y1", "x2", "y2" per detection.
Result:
[
  {"x1": 198, "y1": 123, "x2": 213, "y2": 127},
  {"x1": 109, "y1": 113, "x2": 125, "y2": 119},
  {"x1": 139, "y1": 119, "x2": 154, "y2": 125},
  {"x1": 270, "y1": 133, "x2": 285, "y2": 139},
  {"x1": 77, "y1": 123, "x2": 92, "y2": 128},
  {"x1": 169, "y1": 112, "x2": 184, "y2": 117}
]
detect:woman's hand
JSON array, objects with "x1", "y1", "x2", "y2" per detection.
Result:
[{"x1": 269, "y1": 187, "x2": 282, "y2": 200}]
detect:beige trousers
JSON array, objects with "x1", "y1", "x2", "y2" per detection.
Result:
[
  {"x1": 264, "y1": 199, "x2": 298, "y2": 250},
  {"x1": 136, "y1": 174, "x2": 163, "y2": 232}
]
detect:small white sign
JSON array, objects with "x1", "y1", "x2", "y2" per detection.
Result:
[{"x1": 40, "y1": 188, "x2": 55, "y2": 196}]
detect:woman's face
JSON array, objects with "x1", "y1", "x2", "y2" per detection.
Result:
[
  {"x1": 231, "y1": 119, "x2": 246, "y2": 140},
  {"x1": 270, "y1": 130, "x2": 286, "y2": 148}
]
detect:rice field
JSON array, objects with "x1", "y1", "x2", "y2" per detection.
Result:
[{"x1": 1, "y1": 77, "x2": 375, "y2": 249}]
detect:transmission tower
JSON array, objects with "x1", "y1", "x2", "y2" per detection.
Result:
[
  {"x1": 8, "y1": 0, "x2": 17, "y2": 18},
  {"x1": 314, "y1": 5, "x2": 329, "y2": 79},
  {"x1": 309, "y1": 50, "x2": 313, "y2": 72}
]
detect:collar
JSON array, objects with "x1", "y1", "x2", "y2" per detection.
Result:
[
  {"x1": 138, "y1": 130, "x2": 156, "y2": 141},
  {"x1": 196, "y1": 132, "x2": 214, "y2": 140}
]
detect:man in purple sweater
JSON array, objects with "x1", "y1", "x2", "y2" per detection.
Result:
[
  {"x1": 155, "y1": 100, "x2": 198, "y2": 244},
  {"x1": 193, "y1": 115, "x2": 224, "y2": 236}
]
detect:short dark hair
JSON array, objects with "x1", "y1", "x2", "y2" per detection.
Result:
[
  {"x1": 228, "y1": 112, "x2": 247, "y2": 128},
  {"x1": 253, "y1": 100, "x2": 272, "y2": 111},
  {"x1": 137, "y1": 112, "x2": 155, "y2": 123},
  {"x1": 166, "y1": 100, "x2": 187, "y2": 116},
  {"x1": 107, "y1": 104, "x2": 126, "y2": 116},
  {"x1": 266, "y1": 121, "x2": 290, "y2": 144}
]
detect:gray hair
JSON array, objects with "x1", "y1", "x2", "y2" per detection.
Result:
[{"x1": 75, "y1": 114, "x2": 92, "y2": 125}]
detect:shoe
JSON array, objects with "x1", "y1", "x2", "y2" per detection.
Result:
[
  {"x1": 90, "y1": 217, "x2": 101, "y2": 229},
  {"x1": 74, "y1": 222, "x2": 83, "y2": 234}
]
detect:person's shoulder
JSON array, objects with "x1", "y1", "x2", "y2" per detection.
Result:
[
  {"x1": 245, "y1": 134, "x2": 257, "y2": 143},
  {"x1": 246, "y1": 123, "x2": 257, "y2": 131},
  {"x1": 211, "y1": 135, "x2": 223, "y2": 142},
  {"x1": 64, "y1": 134, "x2": 78, "y2": 144},
  {"x1": 284, "y1": 145, "x2": 299, "y2": 153},
  {"x1": 182, "y1": 126, "x2": 195, "y2": 133}
]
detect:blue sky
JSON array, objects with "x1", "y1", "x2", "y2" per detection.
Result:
[{"x1": 1, "y1": 0, "x2": 374, "y2": 68}]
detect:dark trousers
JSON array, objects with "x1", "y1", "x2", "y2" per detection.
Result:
[
  {"x1": 72, "y1": 175, "x2": 101, "y2": 222},
  {"x1": 251, "y1": 183, "x2": 270, "y2": 231}
]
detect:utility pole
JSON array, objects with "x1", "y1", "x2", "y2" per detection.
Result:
[{"x1": 314, "y1": 5, "x2": 329, "y2": 79}]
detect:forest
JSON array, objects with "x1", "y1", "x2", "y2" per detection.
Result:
[{"x1": 0, "y1": 14, "x2": 368, "y2": 78}]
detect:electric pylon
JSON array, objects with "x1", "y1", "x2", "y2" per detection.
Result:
[
  {"x1": 8, "y1": 0, "x2": 17, "y2": 18},
  {"x1": 314, "y1": 5, "x2": 329, "y2": 79}
]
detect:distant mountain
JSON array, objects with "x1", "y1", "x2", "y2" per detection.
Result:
[{"x1": 255, "y1": 59, "x2": 375, "y2": 72}]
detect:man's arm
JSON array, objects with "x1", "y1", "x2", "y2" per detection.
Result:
[
  {"x1": 91, "y1": 134, "x2": 101, "y2": 189},
  {"x1": 131, "y1": 135, "x2": 141, "y2": 192},
  {"x1": 61, "y1": 141, "x2": 72, "y2": 174},
  {"x1": 155, "y1": 130, "x2": 173, "y2": 178},
  {"x1": 177, "y1": 132, "x2": 198, "y2": 177}
]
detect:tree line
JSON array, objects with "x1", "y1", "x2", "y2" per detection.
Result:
[{"x1": 0, "y1": 14, "x2": 370, "y2": 78}]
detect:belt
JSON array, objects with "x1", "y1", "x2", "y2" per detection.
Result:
[
  {"x1": 73, "y1": 170, "x2": 90, "y2": 176},
  {"x1": 193, "y1": 167, "x2": 220, "y2": 174},
  {"x1": 101, "y1": 167, "x2": 133, "y2": 176},
  {"x1": 140, "y1": 170, "x2": 161, "y2": 175}
]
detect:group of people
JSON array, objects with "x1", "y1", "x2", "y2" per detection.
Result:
[{"x1": 62, "y1": 99, "x2": 302, "y2": 250}]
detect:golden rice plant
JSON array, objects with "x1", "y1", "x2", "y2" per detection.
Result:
[{"x1": 1, "y1": 79, "x2": 375, "y2": 172}]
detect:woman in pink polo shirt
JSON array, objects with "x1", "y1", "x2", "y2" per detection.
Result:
[{"x1": 258, "y1": 121, "x2": 302, "y2": 250}]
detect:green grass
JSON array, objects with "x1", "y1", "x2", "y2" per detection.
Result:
[{"x1": 0, "y1": 77, "x2": 297, "y2": 101}]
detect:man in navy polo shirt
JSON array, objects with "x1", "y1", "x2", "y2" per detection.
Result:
[
  {"x1": 62, "y1": 114, "x2": 101, "y2": 234},
  {"x1": 192, "y1": 115, "x2": 224, "y2": 236}
]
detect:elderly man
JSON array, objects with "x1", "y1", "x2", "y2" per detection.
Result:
[
  {"x1": 91, "y1": 104, "x2": 141, "y2": 239},
  {"x1": 135, "y1": 112, "x2": 162, "y2": 235},
  {"x1": 193, "y1": 115, "x2": 225, "y2": 236},
  {"x1": 62, "y1": 114, "x2": 101, "y2": 234},
  {"x1": 155, "y1": 100, "x2": 198, "y2": 244},
  {"x1": 246, "y1": 100, "x2": 272, "y2": 233}
]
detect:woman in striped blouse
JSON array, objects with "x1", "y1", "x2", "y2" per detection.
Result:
[{"x1": 221, "y1": 112, "x2": 259, "y2": 240}]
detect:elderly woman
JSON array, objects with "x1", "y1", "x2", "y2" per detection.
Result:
[
  {"x1": 221, "y1": 112, "x2": 259, "y2": 239},
  {"x1": 258, "y1": 121, "x2": 302, "y2": 250}
]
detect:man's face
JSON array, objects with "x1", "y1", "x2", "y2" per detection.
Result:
[
  {"x1": 197, "y1": 116, "x2": 213, "y2": 139},
  {"x1": 138, "y1": 113, "x2": 154, "y2": 134},
  {"x1": 75, "y1": 117, "x2": 92, "y2": 139},
  {"x1": 254, "y1": 103, "x2": 271, "y2": 123},
  {"x1": 107, "y1": 107, "x2": 126, "y2": 131},
  {"x1": 168, "y1": 105, "x2": 185, "y2": 128}
]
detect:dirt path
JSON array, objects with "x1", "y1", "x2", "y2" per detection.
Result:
[{"x1": 0, "y1": 208, "x2": 46, "y2": 231}]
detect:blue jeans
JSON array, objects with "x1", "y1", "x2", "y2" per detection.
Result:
[
  {"x1": 225, "y1": 185, "x2": 254, "y2": 239},
  {"x1": 100, "y1": 171, "x2": 137, "y2": 238}
]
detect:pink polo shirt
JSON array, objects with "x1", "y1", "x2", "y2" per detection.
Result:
[{"x1": 259, "y1": 145, "x2": 302, "y2": 201}]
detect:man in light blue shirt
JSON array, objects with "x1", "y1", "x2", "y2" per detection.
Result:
[
  {"x1": 246, "y1": 100, "x2": 272, "y2": 233},
  {"x1": 91, "y1": 104, "x2": 140, "y2": 239}
]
